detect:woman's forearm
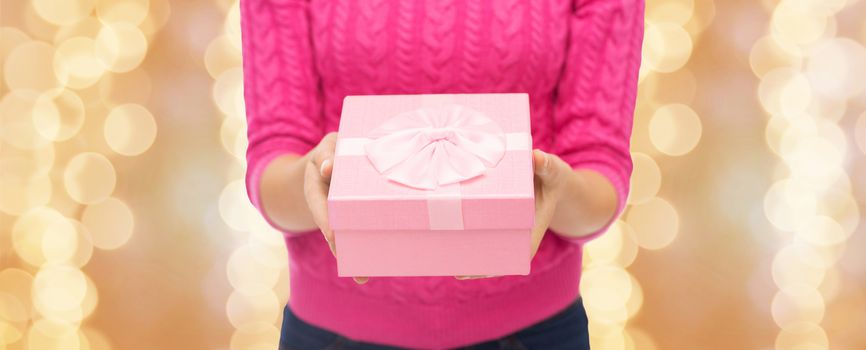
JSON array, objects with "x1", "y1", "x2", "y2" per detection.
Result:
[
  {"x1": 259, "y1": 154, "x2": 317, "y2": 232},
  {"x1": 549, "y1": 169, "x2": 619, "y2": 238}
]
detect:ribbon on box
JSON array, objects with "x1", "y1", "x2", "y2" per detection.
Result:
[
  {"x1": 335, "y1": 103, "x2": 531, "y2": 230},
  {"x1": 366, "y1": 104, "x2": 508, "y2": 190}
]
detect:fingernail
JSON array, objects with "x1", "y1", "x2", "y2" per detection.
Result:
[
  {"x1": 537, "y1": 151, "x2": 549, "y2": 176},
  {"x1": 320, "y1": 159, "x2": 331, "y2": 176}
]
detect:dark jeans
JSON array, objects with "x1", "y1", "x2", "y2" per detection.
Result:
[{"x1": 279, "y1": 299, "x2": 590, "y2": 350}]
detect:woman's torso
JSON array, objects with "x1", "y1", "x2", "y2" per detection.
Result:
[
  {"x1": 285, "y1": 0, "x2": 582, "y2": 305},
  {"x1": 309, "y1": 0, "x2": 573, "y2": 148}
]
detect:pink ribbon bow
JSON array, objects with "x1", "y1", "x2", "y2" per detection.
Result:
[{"x1": 364, "y1": 104, "x2": 507, "y2": 190}]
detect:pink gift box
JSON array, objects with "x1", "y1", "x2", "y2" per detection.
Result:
[{"x1": 328, "y1": 93, "x2": 534, "y2": 277}]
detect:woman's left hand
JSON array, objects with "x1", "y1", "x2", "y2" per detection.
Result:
[
  {"x1": 456, "y1": 149, "x2": 570, "y2": 280},
  {"x1": 528, "y1": 149, "x2": 570, "y2": 257}
]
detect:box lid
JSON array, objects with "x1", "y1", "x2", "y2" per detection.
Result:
[{"x1": 328, "y1": 93, "x2": 534, "y2": 231}]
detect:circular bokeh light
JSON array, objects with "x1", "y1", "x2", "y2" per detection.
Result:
[
  {"x1": 12, "y1": 208, "x2": 73, "y2": 267},
  {"x1": 81, "y1": 197, "x2": 135, "y2": 250},
  {"x1": 3, "y1": 41, "x2": 58, "y2": 91},
  {"x1": 0, "y1": 89, "x2": 51, "y2": 150},
  {"x1": 53, "y1": 36, "x2": 108, "y2": 89},
  {"x1": 95, "y1": 22, "x2": 149, "y2": 73},
  {"x1": 63, "y1": 152, "x2": 117, "y2": 204},
  {"x1": 643, "y1": 22, "x2": 693, "y2": 73},
  {"x1": 96, "y1": 0, "x2": 151, "y2": 25},
  {"x1": 649, "y1": 104, "x2": 702, "y2": 156},
  {"x1": 32, "y1": 0, "x2": 97, "y2": 26},
  {"x1": 104, "y1": 103, "x2": 158, "y2": 156},
  {"x1": 32, "y1": 88, "x2": 86, "y2": 142},
  {"x1": 626, "y1": 197, "x2": 680, "y2": 250},
  {"x1": 628, "y1": 153, "x2": 661, "y2": 204}
]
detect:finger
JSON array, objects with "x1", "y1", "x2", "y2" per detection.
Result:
[
  {"x1": 320, "y1": 158, "x2": 333, "y2": 180},
  {"x1": 532, "y1": 149, "x2": 553, "y2": 176},
  {"x1": 532, "y1": 149, "x2": 546, "y2": 173},
  {"x1": 353, "y1": 277, "x2": 369, "y2": 284},
  {"x1": 531, "y1": 223, "x2": 548, "y2": 258},
  {"x1": 311, "y1": 133, "x2": 338, "y2": 182},
  {"x1": 312, "y1": 153, "x2": 334, "y2": 184},
  {"x1": 531, "y1": 191, "x2": 558, "y2": 257},
  {"x1": 533, "y1": 149, "x2": 567, "y2": 186},
  {"x1": 304, "y1": 162, "x2": 336, "y2": 256},
  {"x1": 455, "y1": 275, "x2": 496, "y2": 280}
]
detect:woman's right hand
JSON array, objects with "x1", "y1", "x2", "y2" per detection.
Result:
[
  {"x1": 301, "y1": 133, "x2": 369, "y2": 284},
  {"x1": 302, "y1": 132, "x2": 337, "y2": 256}
]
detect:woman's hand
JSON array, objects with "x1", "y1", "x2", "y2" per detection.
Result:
[
  {"x1": 457, "y1": 149, "x2": 618, "y2": 280},
  {"x1": 457, "y1": 149, "x2": 568, "y2": 280},
  {"x1": 529, "y1": 149, "x2": 570, "y2": 257},
  {"x1": 260, "y1": 133, "x2": 367, "y2": 284},
  {"x1": 301, "y1": 133, "x2": 337, "y2": 254},
  {"x1": 302, "y1": 132, "x2": 369, "y2": 284}
]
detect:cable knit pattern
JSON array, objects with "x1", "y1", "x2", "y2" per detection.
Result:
[{"x1": 240, "y1": 0, "x2": 644, "y2": 348}]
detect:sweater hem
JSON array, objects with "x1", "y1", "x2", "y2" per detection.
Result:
[{"x1": 288, "y1": 248, "x2": 583, "y2": 349}]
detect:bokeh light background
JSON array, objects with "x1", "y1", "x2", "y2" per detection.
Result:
[{"x1": 2, "y1": 0, "x2": 866, "y2": 349}]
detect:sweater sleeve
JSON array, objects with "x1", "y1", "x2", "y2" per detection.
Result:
[
  {"x1": 240, "y1": 0, "x2": 324, "y2": 229},
  {"x1": 549, "y1": 0, "x2": 645, "y2": 244}
]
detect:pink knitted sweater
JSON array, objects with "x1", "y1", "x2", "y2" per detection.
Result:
[{"x1": 241, "y1": 0, "x2": 643, "y2": 348}]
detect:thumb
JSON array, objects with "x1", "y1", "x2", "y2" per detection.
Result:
[
  {"x1": 314, "y1": 133, "x2": 338, "y2": 182},
  {"x1": 533, "y1": 149, "x2": 565, "y2": 186},
  {"x1": 533, "y1": 149, "x2": 552, "y2": 178},
  {"x1": 313, "y1": 148, "x2": 334, "y2": 183},
  {"x1": 319, "y1": 157, "x2": 334, "y2": 180}
]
